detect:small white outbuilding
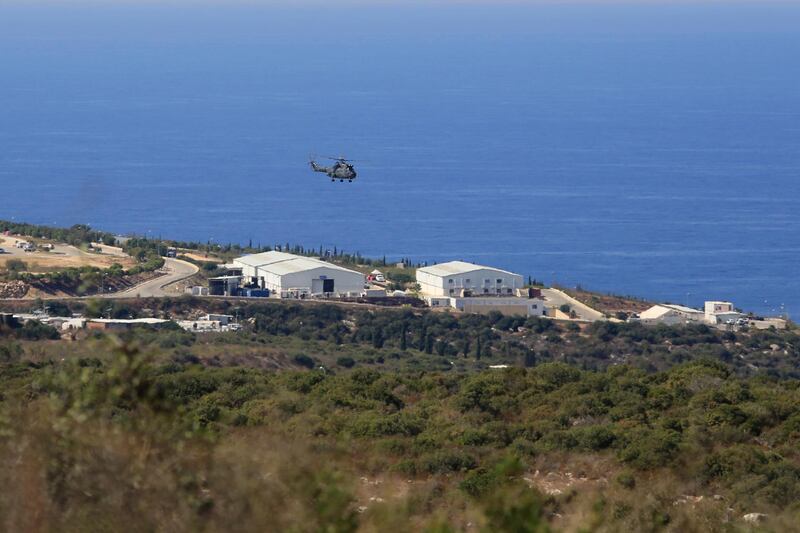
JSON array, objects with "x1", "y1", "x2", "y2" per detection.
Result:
[
  {"x1": 233, "y1": 251, "x2": 364, "y2": 297},
  {"x1": 704, "y1": 301, "x2": 744, "y2": 325}
]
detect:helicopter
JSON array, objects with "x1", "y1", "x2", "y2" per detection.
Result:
[{"x1": 309, "y1": 156, "x2": 358, "y2": 182}]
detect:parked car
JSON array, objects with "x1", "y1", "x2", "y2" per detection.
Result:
[
  {"x1": 40, "y1": 243, "x2": 54, "y2": 251},
  {"x1": 0, "y1": 247, "x2": 5, "y2": 254},
  {"x1": 23, "y1": 244, "x2": 36, "y2": 252},
  {"x1": 375, "y1": 274, "x2": 385, "y2": 283}
]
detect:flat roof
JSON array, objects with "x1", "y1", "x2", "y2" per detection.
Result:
[
  {"x1": 417, "y1": 260, "x2": 521, "y2": 278},
  {"x1": 89, "y1": 318, "x2": 168, "y2": 324},
  {"x1": 234, "y1": 251, "x2": 363, "y2": 277},
  {"x1": 661, "y1": 304, "x2": 704, "y2": 314}
]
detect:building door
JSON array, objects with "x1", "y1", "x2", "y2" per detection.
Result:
[
  {"x1": 323, "y1": 279, "x2": 335, "y2": 293},
  {"x1": 312, "y1": 279, "x2": 323, "y2": 293}
]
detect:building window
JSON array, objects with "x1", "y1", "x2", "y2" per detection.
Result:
[
  {"x1": 465, "y1": 278, "x2": 470, "y2": 284},
  {"x1": 506, "y1": 288, "x2": 512, "y2": 294},
  {"x1": 483, "y1": 289, "x2": 488, "y2": 294},
  {"x1": 484, "y1": 279, "x2": 490, "y2": 284},
  {"x1": 448, "y1": 279, "x2": 453, "y2": 284},
  {"x1": 449, "y1": 289, "x2": 454, "y2": 295},
  {"x1": 531, "y1": 304, "x2": 538, "y2": 309},
  {"x1": 496, "y1": 278, "x2": 502, "y2": 284}
]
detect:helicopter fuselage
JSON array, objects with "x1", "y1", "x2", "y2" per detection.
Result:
[{"x1": 310, "y1": 160, "x2": 357, "y2": 181}]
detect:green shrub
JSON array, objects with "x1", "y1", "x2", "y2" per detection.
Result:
[
  {"x1": 336, "y1": 356, "x2": 356, "y2": 368},
  {"x1": 421, "y1": 450, "x2": 477, "y2": 474},
  {"x1": 15, "y1": 320, "x2": 60, "y2": 341},
  {"x1": 616, "y1": 471, "x2": 636, "y2": 489},
  {"x1": 618, "y1": 428, "x2": 682, "y2": 469},
  {"x1": 575, "y1": 425, "x2": 617, "y2": 451},
  {"x1": 351, "y1": 412, "x2": 424, "y2": 437},
  {"x1": 293, "y1": 354, "x2": 315, "y2": 369},
  {"x1": 4, "y1": 259, "x2": 28, "y2": 273}
]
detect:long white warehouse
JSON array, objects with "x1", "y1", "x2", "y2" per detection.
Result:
[
  {"x1": 233, "y1": 251, "x2": 364, "y2": 298},
  {"x1": 416, "y1": 261, "x2": 524, "y2": 297},
  {"x1": 416, "y1": 261, "x2": 542, "y2": 317}
]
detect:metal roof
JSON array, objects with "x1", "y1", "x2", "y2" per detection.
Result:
[
  {"x1": 89, "y1": 318, "x2": 169, "y2": 324},
  {"x1": 661, "y1": 304, "x2": 704, "y2": 314},
  {"x1": 417, "y1": 261, "x2": 521, "y2": 278},
  {"x1": 234, "y1": 251, "x2": 363, "y2": 277},
  {"x1": 640, "y1": 304, "x2": 703, "y2": 319}
]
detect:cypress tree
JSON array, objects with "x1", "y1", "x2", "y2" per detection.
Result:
[
  {"x1": 424, "y1": 334, "x2": 434, "y2": 354},
  {"x1": 372, "y1": 328, "x2": 385, "y2": 349},
  {"x1": 524, "y1": 351, "x2": 536, "y2": 368}
]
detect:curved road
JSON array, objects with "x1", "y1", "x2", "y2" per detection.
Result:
[{"x1": 106, "y1": 258, "x2": 199, "y2": 298}]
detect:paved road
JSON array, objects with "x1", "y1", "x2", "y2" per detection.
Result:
[
  {"x1": 106, "y1": 258, "x2": 199, "y2": 298},
  {"x1": 541, "y1": 288, "x2": 605, "y2": 322}
]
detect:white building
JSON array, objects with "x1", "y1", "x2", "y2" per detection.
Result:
[
  {"x1": 704, "y1": 301, "x2": 744, "y2": 325},
  {"x1": 417, "y1": 261, "x2": 544, "y2": 316},
  {"x1": 233, "y1": 251, "x2": 364, "y2": 298},
  {"x1": 453, "y1": 296, "x2": 546, "y2": 317},
  {"x1": 416, "y1": 261, "x2": 524, "y2": 298},
  {"x1": 638, "y1": 304, "x2": 705, "y2": 326}
]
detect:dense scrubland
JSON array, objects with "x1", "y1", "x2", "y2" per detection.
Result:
[{"x1": 1, "y1": 299, "x2": 799, "y2": 531}]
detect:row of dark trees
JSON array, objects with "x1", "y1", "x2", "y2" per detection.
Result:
[{"x1": 0, "y1": 221, "x2": 116, "y2": 247}]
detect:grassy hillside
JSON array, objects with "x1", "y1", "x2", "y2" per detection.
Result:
[
  {"x1": 1, "y1": 345, "x2": 800, "y2": 531},
  {"x1": 1, "y1": 300, "x2": 799, "y2": 531}
]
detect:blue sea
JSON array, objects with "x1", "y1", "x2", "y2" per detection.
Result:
[{"x1": 1, "y1": 3, "x2": 799, "y2": 316}]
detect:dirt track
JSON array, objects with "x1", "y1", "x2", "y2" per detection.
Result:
[{"x1": 0, "y1": 236, "x2": 134, "y2": 271}]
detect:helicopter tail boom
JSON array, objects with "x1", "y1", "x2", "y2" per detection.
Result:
[{"x1": 309, "y1": 160, "x2": 330, "y2": 174}]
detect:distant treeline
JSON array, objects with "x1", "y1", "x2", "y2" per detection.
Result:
[
  {"x1": 125, "y1": 236, "x2": 420, "y2": 268},
  {"x1": 0, "y1": 220, "x2": 116, "y2": 247},
  {"x1": 7, "y1": 297, "x2": 798, "y2": 378}
]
